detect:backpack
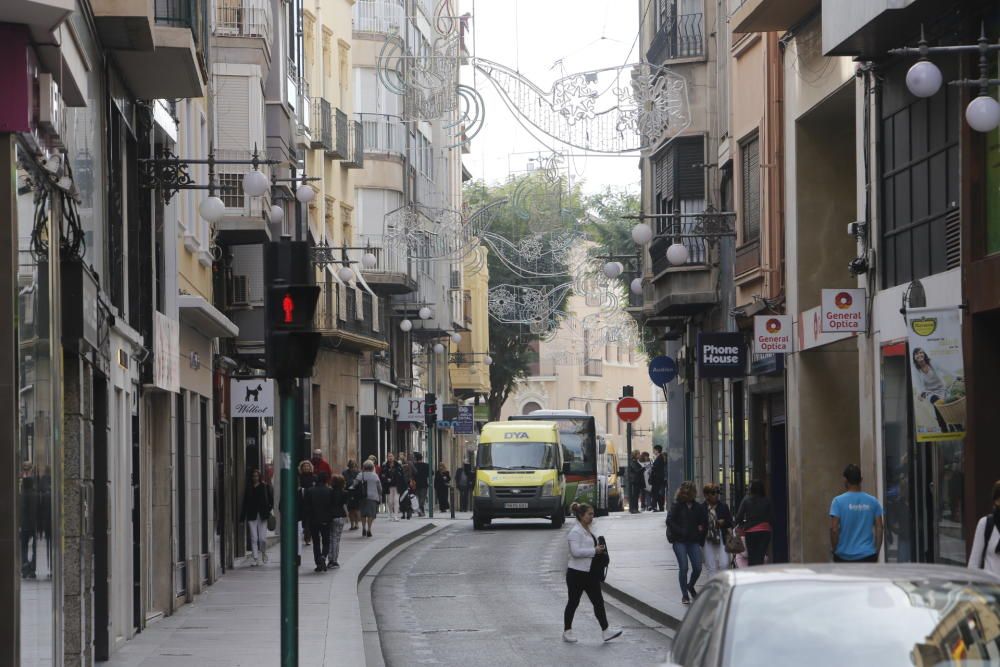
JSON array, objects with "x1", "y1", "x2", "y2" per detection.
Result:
[{"x1": 981, "y1": 515, "x2": 996, "y2": 569}]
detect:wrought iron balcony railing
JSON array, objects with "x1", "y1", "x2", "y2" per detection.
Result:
[
  {"x1": 353, "y1": 0, "x2": 404, "y2": 35},
  {"x1": 212, "y1": 0, "x2": 271, "y2": 42},
  {"x1": 156, "y1": 0, "x2": 195, "y2": 27},
  {"x1": 583, "y1": 358, "x2": 603, "y2": 377},
  {"x1": 343, "y1": 121, "x2": 365, "y2": 169},
  {"x1": 311, "y1": 97, "x2": 333, "y2": 152},
  {"x1": 356, "y1": 113, "x2": 406, "y2": 157},
  {"x1": 649, "y1": 217, "x2": 709, "y2": 274},
  {"x1": 647, "y1": 13, "x2": 704, "y2": 64},
  {"x1": 333, "y1": 108, "x2": 349, "y2": 159}
]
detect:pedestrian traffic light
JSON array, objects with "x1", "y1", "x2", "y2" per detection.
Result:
[
  {"x1": 264, "y1": 241, "x2": 322, "y2": 379},
  {"x1": 424, "y1": 393, "x2": 437, "y2": 426}
]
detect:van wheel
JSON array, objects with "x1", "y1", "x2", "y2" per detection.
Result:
[
  {"x1": 551, "y1": 509, "x2": 565, "y2": 529},
  {"x1": 473, "y1": 515, "x2": 484, "y2": 530}
]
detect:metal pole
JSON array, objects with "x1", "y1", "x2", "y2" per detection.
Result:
[
  {"x1": 626, "y1": 422, "x2": 633, "y2": 510},
  {"x1": 279, "y1": 378, "x2": 298, "y2": 667},
  {"x1": 428, "y1": 348, "x2": 435, "y2": 518}
]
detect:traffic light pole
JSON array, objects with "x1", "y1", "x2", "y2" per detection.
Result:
[
  {"x1": 625, "y1": 421, "x2": 633, "y2": 507},
  {"x1": 279, "y1": 379, "x2": 298, "y2": 667},
  {"x1": 428, "y1": 349, "x2": 436, "y2": 519}
]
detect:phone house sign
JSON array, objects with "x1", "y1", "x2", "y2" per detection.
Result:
[{"x1": 697, "y1": 332, "x2": 747, "y2": 379}]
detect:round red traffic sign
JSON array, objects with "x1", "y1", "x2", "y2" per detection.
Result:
[{"x1": 616, "y1": 397, "x2": 642, "y2": 423}]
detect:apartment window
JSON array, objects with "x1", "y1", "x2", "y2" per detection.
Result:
[
  {"x1": 650, "y1": 0, "x2": 704, "y2": 61},
  {"x1": 322, "y1": 30, "x2": 332, "y2": 98},
  {"x1": 649, "y1": 135, "x2": 707, "y2": 271},
  {"x1": 218, "y1": 172, "x2": 243, "y2": 208},
  {"x1": 740, "y1": 132, "x2": 760, "y2": 243},
  {"x1": 880, "y1": 60, "x2": 961, "y2": 288},
  {"x1": 340, "y1": 203, "x2": 354, "y2": 245}
]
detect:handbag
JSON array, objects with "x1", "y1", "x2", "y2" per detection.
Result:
[
  {"x1": 589, "y1": 535, "x2": 610, "y2": 582},
  {"x1": 724, "y1": 529, "x2": 745, "y2": 554},
  {"x1": 266, "y1": 511, "x2": 276, "y2": 532}
]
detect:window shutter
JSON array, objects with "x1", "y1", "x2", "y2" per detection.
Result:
[
  {"x1": 675, "y1": 136, "x2": 705, "y2": 200},
  {"x1": 741, "y1": 135, "x2": 760, "y2": 242}
]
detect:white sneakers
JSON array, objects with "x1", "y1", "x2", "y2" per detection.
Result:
[
  {"x1": 261, "y1": 552, "x2": 269, "y2": 564},
  {"x1": 602, "y1": 627, "x2": 623, "y2": 642},
  {"x1": 562, "y1": 630, "x2": 578, "y2": 643}
]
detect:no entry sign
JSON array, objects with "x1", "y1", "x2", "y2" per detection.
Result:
[{"x1": 616, "y1": 397, "x2": 642, "y2": 423}]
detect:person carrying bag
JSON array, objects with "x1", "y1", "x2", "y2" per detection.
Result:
[{"x1": 563, "y1": 502, "x2": 622, "y2": 644}]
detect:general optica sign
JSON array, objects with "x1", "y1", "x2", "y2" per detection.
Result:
[
  {"x1": 820, "y1": 288, "x2": 866, "y2": 333},
  {"x1": 753, "y1": 315, "x2": 793, "y2": 354}
]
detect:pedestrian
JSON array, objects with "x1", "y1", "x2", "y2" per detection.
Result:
[
  {"x1": 968, "y1": 479, "x2": 1000, "y2": 576},
  {"x1": 735, "y1": 479, "x2": 773, "y2": 566},
  {"x1": 303, "y1": 472, "x2": 335, "y2": 572},
  {"x1": 666, "y1": 480, "x2": 707, "y2": 605},
  {"x1": 19, "y1": 471, "x2": 38, "y2": 579},
  {"x1": 640, "y1": 452, "x2": 652, "y2": 510},
  {"x1": 328, "y1": 474, "x2": 348, "y2": 569},
  {"x1": 358, "y1": 460, "x2": 383, "y2": 537},
  {"x1": 456, "y1": 464, "x2": 471, "y2": 512},
  {"x1": 650, "y1": 445, "x2": 667, "y2": 511},
  {"x1": 399, "y1": 480, "x2": 417, "y2": 520},
  {"x1": 298, "y1": 460, "x2": 316, "y2": 551},
  {"x1": 380, "y1": 453, "x2": 404, "y2": 521},
  {"x1": 310, "y1": 448, "x2": 333, "y2": 478},
  {"x1": 343, "y1": 460, "x2": 361, "y2": 531},
  {"x1": 241, "y1": 468, "x2": 274, "y2": 566},
  {"x1": 701, "y1": 483, "x2": 733, "y2": 576},
  {"x1": 413, "y1": 451, "x2": 430, "y2": 516},
  {"x1": 829, "y1": 464, "x2": 884, "y2": 563},
  {"x1": 627, "y1": 450, "x2": 643, "y2": 514},
  {"x1": 434, "y1": 462, "x2": 451, "y2": 512},
  {"x1": 562, "y1": 502, "x2": 622, "y2": 644}
]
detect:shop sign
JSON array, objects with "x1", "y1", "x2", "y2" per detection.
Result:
[
  {"x1": 697, "y1": 332, "x2": 746, "y2": 379},
  {"x1": 797, "y1": 305, "x2": 856, "y2": 351},
  {"x1": 152, "y1": 311, "x2": 179, "y2": 393},
  {"x1": 454, "y1": 406, "x2": 474, "y2": 434},
  {"x1": 820, "y1": 288, "x2": 866, "y2": 333},
  {"x1": 230, "y1": 379, "x2": 274, "y2": 418},
  {"x1": 753, "y1": 315, "x2": 793, "y2": 354},
  {"x1": 648, "y1": 355, "x2": 678, "y2": 386},
  {"x1": 398, "y1": 397, "x2": 425, "y2": 423},
  {"x1": 906, "y1": 307, "x2": 966, "y2": 442}
]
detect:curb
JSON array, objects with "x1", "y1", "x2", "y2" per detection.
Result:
[
  {"x1": 602, "y1": 581, "x2": 683, "y2": 630},
  {"x1": 357, "y1": 522, "x2": 438, "y2": 583}
]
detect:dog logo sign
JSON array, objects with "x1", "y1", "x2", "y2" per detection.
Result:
[{"x1": 231, "y1": 379, "x2": 274, "y2": 418}]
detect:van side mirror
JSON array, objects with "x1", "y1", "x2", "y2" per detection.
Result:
[{"x1": 562, "y1": 462, "x2": 571, "y2": 475}]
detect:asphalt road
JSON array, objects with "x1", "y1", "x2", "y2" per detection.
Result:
[{"x1": 372, "y1": 518, "x2": 672, "y2": 666}]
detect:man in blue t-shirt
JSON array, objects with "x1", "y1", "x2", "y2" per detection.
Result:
[{"x1": 830, "y1": 464, "x2": 884, "y2": 562}]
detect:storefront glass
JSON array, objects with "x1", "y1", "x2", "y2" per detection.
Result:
[
  {"x1": 16, "y1": 144, "x2": 60, "y2": 665},
  {"x1": 881, "y1": 344, "x2": 914, "y2": 562}
]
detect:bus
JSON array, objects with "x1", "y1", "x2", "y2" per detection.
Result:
[{"x1": 509, "y1": 409, "x2": 607, "y2": 516}]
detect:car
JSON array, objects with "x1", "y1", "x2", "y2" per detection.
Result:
[{"x1": 664, "y1": 564, "x2": 1000, "y2": 667}]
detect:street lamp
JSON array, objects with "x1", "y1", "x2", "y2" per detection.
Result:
[
  {"x1": 199, "y1": 196, "x2": 225, "y2": 223},
  {"x1": 361, "y1": 252, "x2": 378, "y2": 270},
  {"x1": 450, "y1": 332, "x2": 462, "y2": 344},
  {"x1": 666, "y1": 242, "x2": 689, "y2": 266},
  {"x1": 484, "y1": 355, "x2": 493, "y2": 366},
  {"x1": 630, "y1": 277, "x2": 643, "y2": 295},
  {"x1": 267, "y1": 204, "x2": 284, "y2": 224},
  {"x1": 905, "y1": 59, "x2": 943, "y2": 98},
  {"x1": 603, "y1": 261, "x2": 624, "y2": 279},
  {"x1": 243, "y1": 169, "x2": 269, "y2": 197},
  {"x1": 337, "y1": 266, "x2": 354, "y2": 282},
  {"x1": 419, "y1": 306, "x2": 433, "y2": 320},
  {"x1": 433, "y1": 343, "x2": 445, "y2": 354},
  {"x1": 296, "y1": 183, "x2": 315, "y2": 203},
  {"x1": 631, "y1": 222, "x2": 653, "y2": 245},
  {"x1": 400, "y1": 318, "x2": 413, "y2": 332}
]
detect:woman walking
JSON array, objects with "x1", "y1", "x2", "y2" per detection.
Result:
[
  {"x1": 328, "y1": 474, "x2": 349, "y2": 568},
  {"x1": 563, "y1": 503, "x2": 622, "y2": 644},
  {"x1": 968, "y1": 479, "x2": 1000, "y2": 576},
  {"x1": 358, "y1": 460, "x2": 383, "y2": 537},
  {"x1": 666, "y1": 481, "x2": 708, "y2": 604},
  {"x1": 343, "y1": 460, "x2": 361, "y2": 531},
  {"x1": 434, "y1": 463, "x2": 451, "y2": 512},
  {"x1": 241, "y1": 469, "x2": 273, "y2": 566},
  {"x1": 735, "y1": 479, "x2": 773, "y2": 566},
  {"x1": 298, "y1": 460, "x2": 316, "y2": 551},
  {"x1": 381, "y1": 453, "x2": 405, "y2": 521},
  {"x1": 701, "y1": 483, "x2": 733, "y2": 576}
]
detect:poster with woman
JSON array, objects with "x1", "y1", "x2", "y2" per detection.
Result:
[{"x1": 906, "y1": 307, "x2": 966, "y2": 442}]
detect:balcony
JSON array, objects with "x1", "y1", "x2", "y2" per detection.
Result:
[
  {"x1": 211, "y1": 0, "x2": 271, "y2": 67},
  {"x1": 646, "y1": 13, "x2": 704, "y2": 64},
  {"x1": 821, "y1": 0, "x2": 927, "y2": 58},
  {"x1": 356, "y1": 113, "x2": 406, "y2": 160},
  {"x1": 730, "y1": 0, "x2": 819, "y2": 34},
  {"x1": 291, "y1": 75, "x2": 312, "y2": 148},
  {"x1": 343, "y1": 121, "x2": 365, "y2": 169},
  {"x1": 352, "y1": 241, "x2": 417, "y2": 295},
  {"x1": 331, "y1": 108, "x2": 349, "y2": 159},
  {"x1": 353, "y1": 0, "x2": 404, "y2": 35},
  {"x1": 92, "y1": 0, "x2": 154, "y2": 50},
  {"x1": 310, "y1": 97, "x2": 333, "y2": 152},
  {"x1": 212, "y1": 149, "x2": 272, "y2": 245},
  {"x1": 645, "y1": 219, "x2": 719, "y2": 321},
  {"x1": 582, "y1": 359, "x2": 604, "y2": 378},
  {"x1": 315, "y1": 276, "x2": 388, "y2": 353},
  {"x1": 112, "y1": 0, "x2": 205, "y2": 98}
]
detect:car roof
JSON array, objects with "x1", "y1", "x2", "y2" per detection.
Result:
[{"x1": 715, "y1": 563, "x2": 1000, "y2": 589}]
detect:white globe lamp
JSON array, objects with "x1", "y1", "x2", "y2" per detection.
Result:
[
  {"x1": 433, "y1": 343, "x2": 445, "y2": 354},
  {"x1": 361, "y1": 252, "x2": 378, "y2": 270},
  {"x1": 965, "y1": 95, "x2": 1000, "y2": 133},
  {"x1": 199, "y1": 196, "x2": 225, "y2": 223},
  {"x1": 450, "y1": 332, "x2": 462, "y2": 344},
  {"x1": 630, "y1": 278, "x2": 643, "y2": 295},
  {"x1": 418, "y1": 307, "x2": 432, "y2": 320},
  {"x1": 242, "y1": 169, "x2": 269, "y2": 198},
  {"x1": 399, "y1": 319, "x2": 413, "y2": 332},
  {"x1": 296, "y1": 184, "x2": 315, "y2": 203},
  {"x1": 603, "y1": 261, "x2": 623, "y2": 279},
  {"x1": 905, "y1": 60, "x2": 943, "y2": 98},
  {"x1": 666, "y1": 242, "x2": 689, "y2": 266},
  {"x1": 631, "y1": 222, "x2": 653, "y2": 245},
  {"x1": 484, "y1": 355, "x2": 493, "y2": 366},
  {"x1": 267, "y1": 204, "x2": 284, "y2": 224},
  {"x1": 337, "y1": 266, "x2": 354, "y2": 282}
]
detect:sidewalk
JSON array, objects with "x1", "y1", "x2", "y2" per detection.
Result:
[
  {"x1": 597, "y1": 510, "x2": 691, "y2": 628},
  {"x1": 104, "y1": 513, "x2": 464, "y2": 667}
]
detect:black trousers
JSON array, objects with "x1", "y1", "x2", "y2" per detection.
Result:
[
  {"x1": 628, "y1": 484, "x2": 642, "y2": 513},
  {"x1": 833, "y1": 553, "x2": 878, "y2": 563},
  {"x1": 651, "y1": 482, "x2": 665, "y2": 511},
  {"x1": 564, "y1": 568, "x2": 608, "y2": 631},
  {"x1": 310, "y1": 522, "x2": 331, "y2": 567},
  {"x1": 745, "y1": 530, "x2": 771, "y2": 566}
]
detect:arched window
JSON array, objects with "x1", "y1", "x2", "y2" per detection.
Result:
[{"x1": 522, "y1": 401, "x2": 542, "y2": 415}]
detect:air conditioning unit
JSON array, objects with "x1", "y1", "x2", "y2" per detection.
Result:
[{"x1": 231, "y1": 275, "x2": 249, "y2": 306}]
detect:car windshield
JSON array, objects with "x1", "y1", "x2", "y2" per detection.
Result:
[
  {"x1": 477, "y1": 442, "x2": 557, "y2": 470},
  {"x1": 723, "y1": 579, "x2": 1000, "y2": 667}
]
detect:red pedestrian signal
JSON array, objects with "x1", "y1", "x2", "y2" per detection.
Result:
[
  {"x1": 282, "y1": 293, "x2": 294, "y2": 323},
  {"x1": 267, "y1": 285, "x2": 320, "y2": 330}
]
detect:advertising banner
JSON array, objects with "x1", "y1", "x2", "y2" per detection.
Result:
[
  {"x1": 753, "y1": 315, "x2": 793, "y2": 354},
  {"x1": 153, "y1": 311, "x2": 180, "y2": 393},
  {"x1": 398, "y1": 397, "x2": 425, "y2": 423},
  {"x1": 820, "y1": 288, "x2": 867, "y2": 333},
  {"x1": 697, "y1": 332, "x2": 746, "y2": 379},
  {"x1": 230, "y1": 379, "x2": 274, "y2": 418},
  {"x1": 454, "y1": 406, "x2": 474, "y2": 434},
  {"x1": 906, "y1": 307, "x2": 966, "y2": 442}
]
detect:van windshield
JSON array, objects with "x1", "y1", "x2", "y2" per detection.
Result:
[{"x1": 477, "y1": 442, "x2": 557, "y2": 470}]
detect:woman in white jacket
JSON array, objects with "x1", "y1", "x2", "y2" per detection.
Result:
[
  {"x1": 967, "y1": 480, "x2": 1000, "y2": 576},
  {"x1": 563, "y1": 502, "x2": 622, "y2": 644}
]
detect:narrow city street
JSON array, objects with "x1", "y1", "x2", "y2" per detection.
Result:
[{"x1": 372, "y1": 520, "x2": 672, "y2": 666}]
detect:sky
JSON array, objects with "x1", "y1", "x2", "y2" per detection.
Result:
[{"x1": 459, "y1": 0, "x2": 642, "y2": 195}]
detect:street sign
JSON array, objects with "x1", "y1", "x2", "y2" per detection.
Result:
[
  {"x1": 820, "y1": 288, "x2": 866, "y2": 333},
  {"x1": 455, "y1": 406, "x2": 474, "y2": 434},
  {"x1": 648, "y1": 355, "x2": 678, "y2": 386},
  {"x1": 616, "y1": 396, "x2": 642, "y2": 423},
  {"x1": 231, "y1": 379, "x2": 275, "y2": 418},
  {"x1": 753, "y1": 315, "x2": 793, "y2": 354}
]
